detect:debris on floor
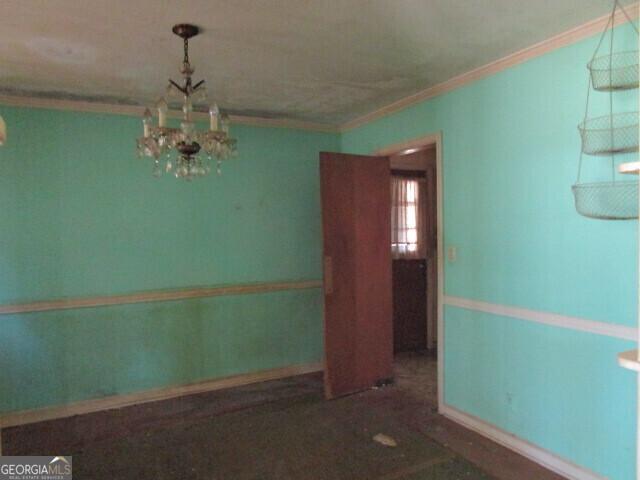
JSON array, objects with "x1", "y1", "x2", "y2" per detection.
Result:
[{"x1": 373, "y1": 433, "x2": 397, "y2": 447}]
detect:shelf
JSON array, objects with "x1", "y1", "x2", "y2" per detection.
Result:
[
  {"x1": 618, "y1": 162, "x2": 640, "y2": 175},
  {"x1": 618, "y1": 350, "x2": 640, "y2": 372}
]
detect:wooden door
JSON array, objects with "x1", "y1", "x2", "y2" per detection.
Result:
[
  {"x1": 320, "y1": 152, "x2": 393, "y2": 399},
  {"x1": 392, "y1": 259, "x2": 427, "y2": 352}
]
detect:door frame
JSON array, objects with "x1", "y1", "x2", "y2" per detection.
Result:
[{"x1": 374, "y1": 132, "x2": 445, "y2": 411}]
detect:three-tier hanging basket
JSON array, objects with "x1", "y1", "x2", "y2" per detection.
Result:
[{"x1": 571, "y1": 0, "x2": 639, "y2": 221}]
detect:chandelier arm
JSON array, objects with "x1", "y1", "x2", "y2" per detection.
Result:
[{"x1": 169, "y1": 79, "x2": 187, "y2": 95}]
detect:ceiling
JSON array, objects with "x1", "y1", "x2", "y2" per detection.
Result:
[{"x1": 0, "y1": 1, "x2": 619, "y2": 126}]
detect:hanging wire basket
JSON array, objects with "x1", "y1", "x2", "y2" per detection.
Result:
[
  {"x1": 572, "y1": 1, "x2": 639, "y2": 221},
  {"x1": 588, "y1": 51, "x2": 639, "y2": 91},
  {"x1": 572, "y1": 181, "x2": 638, "y2": 220},
  {"x1": 578, "y1": 112, "x2": 639, "y2": 156}
]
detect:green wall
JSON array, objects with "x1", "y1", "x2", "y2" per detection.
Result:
[
  {"x1": 341, "y1": 24, "x2": 638, "y2": 480},
  {"x1": 1, "y1": 290, "x2": 323, "y2": 412},
  {"x1": 0, "y1": 106, "x2": 337, "y2": 413}
]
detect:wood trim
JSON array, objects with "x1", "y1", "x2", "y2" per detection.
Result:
[
  {"x1": 0, "y1": 362, "x2": 323, "y2": 430},
  {"x1": 0, "y1": 280, "x2": 323, "y2": 316},
  {"x1": 375, "y1": 134, "x2": 442, "y2": 158},
  {"x1": 444, "y1": 295, "x2": 637, "y2": 341},
  {"x1": 0, "y1": 95, "x2": 338, "y2": 133},
  {"x1": 340, "y1": 3, "x2": 640, "y2": 132},
  {"x1": 435, "y1": 134, "x2": 444, "y2": 411},
  {"x1": 440, "y1": 404, "x2": 607, "y2": 480}
]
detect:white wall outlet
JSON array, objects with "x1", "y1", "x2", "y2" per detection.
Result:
[{"x1": 447, "y1": 246, "x2": 457, "y2": 263}]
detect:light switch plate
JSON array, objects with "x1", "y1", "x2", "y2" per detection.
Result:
[{"x1": 447, "y1": 246, "x2": 457, "y2": 262}]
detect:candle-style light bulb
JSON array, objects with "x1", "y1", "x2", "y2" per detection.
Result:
[
  {"x1": 183, "y1": 96, "x2": 193, "y2": 120},
  {"x1": 156, "y1": 97, "x2": 168, "y2": 127},
  {"x1": 209, "y1": 104, "x2": 219, "y2": 131},
  {"x1": 221, "y1": 113, "x2": 230, "y2": 133},
  {"x1": 142, "y1": 108, "x2": 152, "y2": 138},
  {"x1": 0, "y1": 114, "x2": 6, "y2": 146}
]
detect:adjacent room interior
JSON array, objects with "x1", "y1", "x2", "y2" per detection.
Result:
[{"x1": 0, "y1": 2, "x2": 638, "y2": 479}]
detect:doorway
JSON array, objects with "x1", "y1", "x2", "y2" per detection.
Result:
[
  {"x1": 390, "y1": 148, "x2": 438, "y2": 354},
  {"x1": 320, "y1": 133, "x2": 443, "y2": 410},
  {"x1": 376, "y1": 134, "x2": 444, "y2": 411}
]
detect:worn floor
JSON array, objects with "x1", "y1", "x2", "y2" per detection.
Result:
[{"x1": 3, "y1": 352, "x2": 565, "y2": 480}]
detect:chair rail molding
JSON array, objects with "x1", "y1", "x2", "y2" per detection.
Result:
[
  {"x1": 0, "y1": 280, "x2": 323, "y2": 316},
  {"x1": 445, "y1": 295, "x2": 637, "y2": 341}
]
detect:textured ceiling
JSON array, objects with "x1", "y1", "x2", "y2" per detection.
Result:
[{"x1": 0, "y1": 0, "x2": 619, "y2": 125}]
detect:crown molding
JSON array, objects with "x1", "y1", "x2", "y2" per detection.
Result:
[
  {"x1": 228, "y1": 113, "x2": 337, "y2": 133},
  {"x1": 0, "y1": 5, "x2": 636, "y2": 136},
  {"x1": 340, "y1": 2, "x2": 639, "y2": 132},
  {"x1": 0, "y1": 94, "x2": 339, "y2": 133}
]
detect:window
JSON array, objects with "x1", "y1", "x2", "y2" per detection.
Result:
[{"x1": 391, "y1": 177, "x2": 424, "y2": 259}]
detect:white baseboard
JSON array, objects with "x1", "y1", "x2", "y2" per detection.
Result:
[
  {"x1": 440, "y1": 404, "x2": 606, "y2": 480},
  {"x1": 0, "y1": 367, "x2": 607, "y2": 480},
  {"x1": 0, "y1": 362, "x2": 323, "y2": 434}
]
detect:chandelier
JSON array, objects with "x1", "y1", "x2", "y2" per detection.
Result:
[{"x1": 136, "y1": 24, "x2": 237, "y2": 179}]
